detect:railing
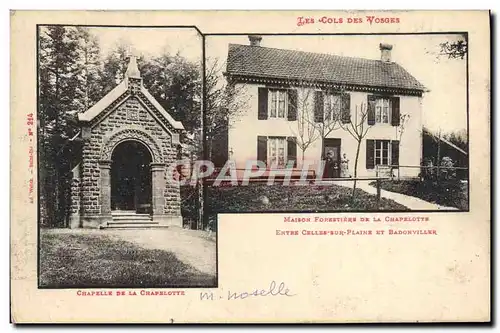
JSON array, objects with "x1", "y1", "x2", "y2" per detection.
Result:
[{"x1": 377, "y1": 165, "x2": 469, "y2": 181}]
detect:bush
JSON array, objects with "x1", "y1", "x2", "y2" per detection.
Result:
[
  {"x1": 375, "y1": 178, "x2": 468, "y2": 210},
  {"x1": 420, "y1": 156, "x2": 457, "y2": 181},
  {"x1": 180, "y1": 185, "x2": 200, "y2": 229}
]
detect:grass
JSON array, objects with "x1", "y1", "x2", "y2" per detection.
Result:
[
  {"x1": 371, "y1": 179, "x2": 468, "y2": 210},
  {"x1": 205, "y1": 183, "x2": 409, "y2": 223},
  {"x1": 39, "y1": 231, "x2": 216, "y2": 288}
]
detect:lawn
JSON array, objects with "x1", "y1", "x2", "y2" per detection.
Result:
[
  {"x1": 205, "y1": 183, "x2": 409, "y2": 223},
  {"x1": 371, "y1": 179, "x2": 469, "y2": 210},
  {"x1": 39, "y1": 230, "x2": 216, "y2": 288}
]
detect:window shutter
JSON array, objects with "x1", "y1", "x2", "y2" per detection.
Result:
[
  {"x1": 391, "y1": 140, "x2": 400, "y2": 168},
  {"x1": 391, "y1": 97, "x2": 400, "y2": 126},
  {"x1": 258, "y1": 88, "x2": 268, "y2": 120},
  {"x1": 366, "y1": 139, "x2": 375, "y2": 169},
  {"x1": 341, "y1": 93, "x2": 351, "y2": 124},
  {"x1": 287, "y1": 137, "x2": 297, "y2": 167},
  {"x1": 287, "y1": 89, "x2": 297, "y2": 121},
  {"x1": 314, "y1": 91, "x2": 324, "y2": 123},
  {"x1": 367, "y1": 95, "x2": 376, "y2": 125},
  {"x1": 257, "y1": 136, "x2": 268, "y2": 165}
]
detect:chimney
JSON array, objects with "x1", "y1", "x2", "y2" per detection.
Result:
[
  {"x1": 379, "y1": 43, "x2": 393, "y2": 63},
  {"x1": 248, "y1": 35, "x2": 262, "y2": 47}
]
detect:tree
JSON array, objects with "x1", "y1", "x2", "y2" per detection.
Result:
[
  {"x1": 391, "y1": 113, "x2": 411, "y2": 178},
  {"x1": 314, "y1": 89, "x2": 349, "y2": 160},
  {"x1": 99, "y1": 41, "x2": 130, "y2": 95},
  {"x1": 339, "y1": 101, "x2": 374, "y2": 199},
  {"x1": 395, "y1": 113, "x2": 410, "y2": 143},
  {"x1": 287, "y1": 83, "x2": 320, "y2": 163},
  {"x1": 38, "y1": 26, "x2": 82, "y2": 226},
  {"x1": 443, "y1": 129, "x2": 468, "y2": 153},
  {"x1": 73, "y1": 27, "x2": 103, "y2": 111},
  {"x1": 439, "y1": 39, "x2": 467, "y2": 60},
  {"x1": 205, "y1": 58, "x2": 249, "y2": 164},
  {"x1": 141, "y1": 52, "x2": 201, "y2": 135},
  {"x1": 318, "y1": 101, "x2": 341, "y2": 145}
]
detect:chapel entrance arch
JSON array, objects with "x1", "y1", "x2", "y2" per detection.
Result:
[{"x1": 110, "y1": 140, "x2": 152, "y2": 214}]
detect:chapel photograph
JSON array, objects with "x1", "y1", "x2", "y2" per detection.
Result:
[
  {"x1": 204, "y1": 34, "x2": 469, "y2": 221},
  {"x1": 37, "y1": 26, "x2": 216, "y2": 288}
]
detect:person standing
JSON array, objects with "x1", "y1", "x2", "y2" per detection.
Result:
[
  {"x1": 323, "y1": 150, "x2": 335, "y2": 179},
  {"x1": 341, "y1": 153, "x2": 351, "y2": 178}
]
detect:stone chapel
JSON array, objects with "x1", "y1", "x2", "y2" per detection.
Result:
[{"x1": 69, "y1": 56, "x2": 185, "y2": 229}]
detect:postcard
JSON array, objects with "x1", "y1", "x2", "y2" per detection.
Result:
[{"x1": 10, "y1": 10, "x2": 490, "y2": 323}]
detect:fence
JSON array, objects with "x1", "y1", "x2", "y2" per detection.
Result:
[
  {"x1": 181, "y1": 164, "x2": 470, "y2": 230},
  {"x1": 376, "y1": 165, "x2": 469, "y2": 181}
]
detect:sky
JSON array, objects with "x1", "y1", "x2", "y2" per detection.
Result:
[
  {"x1": 206, "y1": 34, "x2": 467, "y2": 134},
  {"x1": 88, "y1": 27, "x2": 203, "y2": 63}
]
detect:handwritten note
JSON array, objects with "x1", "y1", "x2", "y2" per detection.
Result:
[{"x1": 200, "y1": 281, "x2": 295, "y2": 301}]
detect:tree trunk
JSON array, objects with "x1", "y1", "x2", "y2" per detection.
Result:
[
  {"x1": 351, "y1": 140, "x2": 361, "y2": 199},
  {"x1": 437, "y1": 130, "x2": 441, "y2": 184},
  {"x1": 196, "y1": 180, "x2": 204, "y2": 230},
  {"x1": 206, "y1": 125, "x2": 213, "y2": 162},
  {"x1": 54, "y1": 71, "x2": 61, "y2": 226}
]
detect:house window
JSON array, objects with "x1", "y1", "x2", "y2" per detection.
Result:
[
  {"x1": 269, "y1": 89, "x2": 287, "y2": 119},
  {"x1": 324, "y1": 93, "x2": 341, "y2": 121},
  {"x1": 375, "y1": 98, "x2": 391, "y2": 124},
  {"x1": 268, "y1": 137, "x2": 287, "y2": 167},
  {"x1": 374, "y1": 140, "x2": 391, "y2": 166}
]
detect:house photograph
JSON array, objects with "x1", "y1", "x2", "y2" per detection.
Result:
[{"x1": 205, "y1": 34, "x2": 468, "y2": 216}]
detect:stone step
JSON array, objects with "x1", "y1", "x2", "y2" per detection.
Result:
[
  {"x1": 112, "y1": 211, "x2": 150, "y2": 216},
  {"x1": 112, "y1": 215, "x2": 152, "y2": 221},
  {"x1": 108, "y1": 219, "x2": 156, "y2": 224},
  {"x1": 102, "y1": 223, "x2": 168, "y2": 229}
]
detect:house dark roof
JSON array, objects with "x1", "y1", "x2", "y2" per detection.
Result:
[{"x1": 226, "y1": 44, "x2": 426, "y2": 92}]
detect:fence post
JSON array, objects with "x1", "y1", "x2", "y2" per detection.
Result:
[{"x1": 376, "y1": 178, "x2": 381, "y2": 208}]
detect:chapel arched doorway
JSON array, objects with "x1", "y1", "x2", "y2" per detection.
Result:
[{"x1": 111, "y1": 140, "x2": 152, "y2": 214}]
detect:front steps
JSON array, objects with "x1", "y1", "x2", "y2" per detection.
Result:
[{"x1": 103, "y1": 211, "x2": 167, "y2": 229}]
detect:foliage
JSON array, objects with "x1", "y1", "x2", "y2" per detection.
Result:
[
  {"x1": 375, "y1": 179, "x2": 468, "y2": 210},
  {"x1": 180, "y1": 185, "x2": 201, "y2": 229},
  {"x1": 443, "y1": 129, "x2": 468, "y2": 153},
  {"x1": 422, "y1": 126, "x2": 468, "y2": 180},
  {"x1": 439, "y1": 39, "x2": 467, "y2": 60},
  {"x1": 141, "y1": 52, "x2": 202, "y2": 135},
  {"x1": 99, "y1": 42, "x2": 130, "y2": 95},
  {"x1": 39, "y1": 26, "x2": 89, "y2": 227},
  {"x1": 205, "y1": 58, "x2": 250, "y2": 162}
]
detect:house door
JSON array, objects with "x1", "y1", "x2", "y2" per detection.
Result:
[
  {"x1": 111, "y1": 140, "x2": 152, "y2": 213},
  {"x1": 322, "y1": 138, "x2": 341, "y2": 179}
]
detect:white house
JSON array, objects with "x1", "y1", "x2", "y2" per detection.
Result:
[{"x1": 223, "y1": 36, "x2": 426, "y2": 178}]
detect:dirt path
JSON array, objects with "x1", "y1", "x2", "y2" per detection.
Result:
[
  {"x1": 47, "y1": 228, "x2": 216, "y2": 277},
  {"x1": 105, "y1": 228, "x2": 216, "y2": 276}
]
